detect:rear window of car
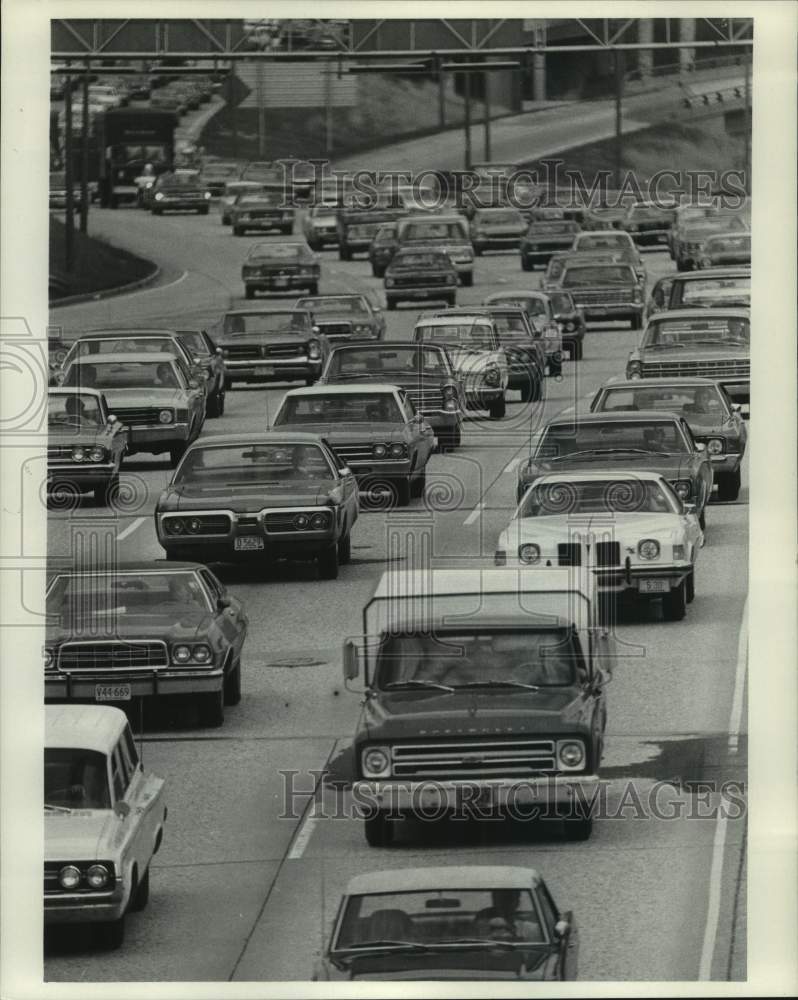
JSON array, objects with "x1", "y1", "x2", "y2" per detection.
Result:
[
  {"x1": 275, "y1": 393, "x2": 403, "y2": 425},
  {"x1": 399, "y1": 220, "x2": 469, "y2": 241},
  {"x1": 561, "y1": 265, "x2": 635, "y2": 286},
  {"x1": 222, "y1": 312, "x2": 311, "y2": 335},
  {"x1": 391, "y1": 252, "x2": 450, "y2": 269},
  {"x1": 247, "y1": 244, "x2": 304, "y2": 260},
  {"x1": 527, "y1": 222, "x2": 578, "y2": 235}
]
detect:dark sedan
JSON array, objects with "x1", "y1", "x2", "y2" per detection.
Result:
[
  {"x1": 368, "y1": 222, "x2": 399, "y2": 277},
  {"x1": 175, "y1": 328, "x2": 227, "y2": 418},
  {"x1": 241, "y1": 242, "x2": 320, "y2": 298},
  {"x1": 294, "y1": 294, "x2": 386, "y2": 343},
  {"x1": 156, "y1": 433, "x2": 359, "y2": 580},
  {"x1": 215, "y1": 308, "x2": 329, "y2": 388},
  {"x1": 516, "y1": 410, "x2": 714, "y2": 527},
  {"x1": 44, "y1": 563, "x2": 249, "y2": 727},
  {"x1": 231, "y1": 192, "x2": 294, "y2": 236},
  {"x1": 520, "y1": 220, "x2": 581, "y2": 270},
  {"x1": 384, "y1": 249, "x2": 458, "y2": 309},
  {"x1": 147, "y1": 173, "x2": 212, "y2": 214}
]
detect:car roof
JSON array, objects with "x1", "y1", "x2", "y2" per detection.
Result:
[
  {"x1": 224, "y1": 308, "x2": 312, "y2": 316},
  {"x1": 51, "y1": 561, "x2": 202, "y2": 575},
  {"x1": 48, "y1": 387, "x2": 105, "y2": 399},
  {"x1": 484, "y1": 290, "x2": 548, "y2": 300},
  {"x1": 345, "y1": 866, "x2": 542, "y2": 895},
  {"x1": 532, "y1": 470, "x2": 665, "y2": 486},
  {"x1": 668, "y1": 267, "x2": 750, "y2": 281},
  {"x1": 415, "y1": 315, "x2": 495, "y2": 326},
  {"x1": 281, "y1": 383, "x2": 400, "y2": 397},
  {"x1": 46, "y1": 705, "x2": 127, "y2": 754},
  {"x1": 66, "y1": 352, "x2": 179, "y2": 365},
  {"x1": 296, "y1": 294, "x2": 365, "y2": 302},
  {"x1": 187, "y1": 431, "x2": 329, "y2": 447},
  {"x1": 576, "y1": 229, "x2": 633, "y2": 238},
  {"x1": 372, "y1": 567, "x2": 594, "y2": 604},
  {"x1": 398, "y1": 214, "x2": 464, "y2": 224},
  {"x1": 329, "y1": 340, "x2": 439, "y2": 352},
  {"x1": 596, "y1": 376, "x2": 721, "y2": 390},
  {"x1": 646, "y1": 307, "x2": 750, "y2": 320},
  {"x1": 549, "y1": 409, "x2": 682, "y2": 426},
  {"x1": 78, "y1": 329, "x2": 181, "y2": 340}
]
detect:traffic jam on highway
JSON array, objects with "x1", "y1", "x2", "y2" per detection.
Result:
[{"x1": 44, "y1": 82, "x2": 751, "y2": 982}]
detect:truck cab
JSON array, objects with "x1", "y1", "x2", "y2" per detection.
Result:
[{"x1": 344, "y1": 567, "x2": 615, "y2": 847}]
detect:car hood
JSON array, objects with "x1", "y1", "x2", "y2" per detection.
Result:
[
  {"x1": 361, "y1": 687, "x2": 584, "y2": 741},
  {"x1": 47, "y1": 611, "x2": 215, "y2": 643},
  {"x1": 162, "y1": 481, "x2": 339, "y2": 510},
  {"x1": 47, "y1": 426, "x2": 104, "y2": 443},
  {"x1": 525, "y1": 452, "x2": 688, "y2": 480},
  {"x1": 501, "y1": 511, "x2": 687, "y2": 545},
  {"x1": 325, "y1": 373, "x2": 446, "y2": 390},
  {"x1": 447, "y1": 348, "x2": 504, "y2": 373},
  {"x1": 325, "y1": 949, "x2": 550, "y2": 980},
  {"x1": 640, "y1": 345, "x2": 749, "y2": 361},
  {"x1": 45, "y1": 810, "x2": 117, "y2": 861},
  {"x1": 99, "y1": 388, "x2": 191, "y2": 408},
  {"x1": 273, "y1": 421, "x2": 405, "y2": 442},
  {"x1": 218, "y1": 335, "x2": 311, "y2": 349}
]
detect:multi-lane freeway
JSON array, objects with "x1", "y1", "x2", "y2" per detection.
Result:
[{"x1": 44, "y1": 204, "x2": 747, "y2": 982}]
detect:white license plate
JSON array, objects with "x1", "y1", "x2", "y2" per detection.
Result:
[
  {"x1": 235, "y1": 536, "x2": 264, "y2": 551},
  {"x1": 95, "y1": 683, "x2": 131, "y2": 702},
  {"x1": 638, "y1": 578, "x2": 669, "y2": 594},
  {"x1": 254, "y1": 366, "x2": 274, "y2": 377}
]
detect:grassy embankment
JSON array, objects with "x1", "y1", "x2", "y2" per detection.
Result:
[{"x1": 49, "y1": 217, "x2": 156, "y2": 301}]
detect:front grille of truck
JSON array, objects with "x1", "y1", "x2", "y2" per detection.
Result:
[{"x1": 391, "y1": 738, "x2": 557, "y2": 779}]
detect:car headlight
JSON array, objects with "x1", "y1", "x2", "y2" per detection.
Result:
[
  {"x1": 373, "y1": 443, "x2": 388, "y2": 458},
  {"x1": 86, "y1": 864, "x2": 109, "y2": 889},
  {"x1": 385, "y1": 277, "x2": 396, "y2": 287},
  {"x1": 672, "y1": 544, "x2": 686, "y2": 560},
  {"x1": 445, "y1": 274, "x2": 456, "y2": 284},
  {"x1": 71, "y1": 446, "x2": 86, "y2": 463},
  {"x1": 673, "y1": 480, "x2": 692, "y2": 500},
  {"x1": 389, "y1": 443, "x2": 407, "y2": 458},
  {"x1": 638, "y1": 539, "x2": 660, "y2": 560},
  {"x1": 557, "y1": 740, "x2": 585, "y2": 771},
  {"x1": 192, "y1": 644, "x2": 212, "y2": 663},
  {"x1": 310, "y1": 512, "x2": 330, "y2": 530},
  {"x1": 186, "y1": 517, "x2": 203, "y2": 534},
  {"x1": 172, "y1": 645, "x2": 192, "y2": 663},
  {"x1": 563, "y1": 321, "x2": 575, "y2": 332},
  {"x1": 518, "y1": 543, "x2": 541, "y2": 565},
  {"x1": 203, "y1": 191, "x2": 211, "y2": 199},
  {"x1": 88, "y1": 446, "x2": 106, "y2": 463},
  {"x1": 307, "y1": 339, "x2": 321, "y2": 360},
  {"x1": 442, "y1": 383, "x2": 457, "y2": 398},
  {"x1": 699, "y1": 256, "x2": 712, "y2": 268},
  {"x1": 294, "y1": 514, "x2": 310, "y2": 530},
  {"x1": 707, "y1": 438, "x2": 724, "y2": 455},
  {"x1": 483, "y1": 367, "x2": 500, "y2": 387},
  {"x1": 361, "y1": 745, "x2": 391, "y2": 779},
  {"x1": 352, "y1": 324, "x2": 370, "y2": 335},
  {"x1": 59, "y1": 865, "x2": 82, "y2": 890},
  {"x1": 43, "y1": 647, "x2": 54, "y2": 669},
  {"x1": 159, "y1": 409, "x2": 174, "y2": 424},
  {"x1": 444, "y1": 398, "x2": 458, "y2": 411},
  {"x1": 165, "y1": 517, "x2": 185, "y2": 535},
  {"x1": 627, "y1": 360, "x2": 642, "y2": 379},
  {"x1": 154, "y1": 192, "x2": 164, "y2": 201},
  {"x1": 633, "y1": 287, "x2": 643, "y2": 302}
]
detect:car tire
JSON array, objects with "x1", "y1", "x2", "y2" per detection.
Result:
[
  {"x1": 199, "y1": 205, "x2": 210, "y2": 215},
  {"x1": 686, "y1": 569, "x2": 695, "y2": 605},
  {"x1": 206, "y1": 391, "x2": 223, "y2": 418},
  {"x1": 339, "y1": 247, "x2": 352, "y2": 261},
  {"x1": 521, "y1": 257, "x2": 533, "y2": 271},
  {"x1": 245, "y1": 287, "x2": 254, "y2": 299},
  {"x1": 169, "y1": 444, "x2": 186, "y2": 468},
  {"x1": 460, "y1": 272, "x2": 474, "y2": 287},
  {"x1": 152, "y1": 207, "x2": 162, "y2": 216},
  {"x1": 569, "y1": 339, "x2": 583, "y2": 361},
  {"x1": 411, "y1": 467, "x2": 426, "y2": 499},
  {"x1": 129, "y1": 867, "x2": 150, "y2": 912},
  {"x1": 442, "y1": 426, "x2": 461, "y2": 451},
  {"x1": 364, "y1": 811, "x2": 393, "y2": 848},
  {"x1": 224, "y1": 376, "x2": 234, "y2": 391},
  {"x1": 698, "y1": 508, "x2": 706, "y2": 532},
  {"x1": 662, "y1": 580, "x2": 687, "y2": 621},
  {"x1": 95, "y1": 475, "x2": 119, "y2": 507},
  {"x1": 488, "y1": 396, "x2": 506, "y2": 419},
  {"x1": 198, "y1": 689, "x2": 225, "y2": 728},
  {"x1": 337, "y1": 531, "x2": 352, "y2": 565},
  {"x1": 372, "y1": 264, "x2": 385, "y2": 278},
  {"x1": 233, "y1": 226, "x2": 243, "y2": 236},
  {"x1": 447, "y1": 294, "x2": 457, "y2": 306},
  {"x1": 97, "y1": 916, "x2": 126, "y2": 949},
  {"x1": 395, "y1": 477, "x2": 412, "y2": 507},
  {"x1": 630, "y1": 314, "x2": 642, "y2": 330},
  {"x1": 716, "y1": 468, "x2": 741, "y2": 501},
  {"x1": 386, "y1": 299, "x2": 397, "y2": 310},
  {"x1": 520, "y1": 377, "x2": 542, "y2": 403},
  {"x1": 474, "y1": 246, "x2": 483, "y2": 256},
  {"x1": 308, "y1": 283, "x2": 319, "y2": 295},
  {"x1": 562, "y1": 815, "x2": 593, "y2": 841},
  {"x1": 224, "y1": 658, "x2": 242, "y2": 706},
  {"x1": 318, "y1": 543, "x2": 340, "y2": 580}
]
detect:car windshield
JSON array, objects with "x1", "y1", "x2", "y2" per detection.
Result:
[
  {"x1": 48, "y1": 393, "x2": 103, "y2": 428},
  {"x1": 326, "y1": 346, "x2": 450, "y2": 377},
  {"x1": 519, "y1": 479, "x2": 679, "y2": 516},
  {"x1": 644, "y1": 316, "x2": 750, "y2": 347},
  {"x1": 238, "y1": 194, "x2": 282, "y2": 207},
  {"x1": 477, "y1": 211, "x2": 523, "y2": 225},
  {"x1": 276, "y1": 393, "x2": 403, "y2": 424},
  {"x1": 391, "y1": 252, "x2": 449, "y2": 269},
  {"x1": 177, "y1": 331, "x2": 207, "y2": 354},
  {"x1": 415, "y1": 323, "x2": 496, "y2": 350},
  {"x1": 222, "y1": 313, "x2": 311, "y2": 336},
  {"x1": 549, "y1": 292, "x2": 575, "y2": 313},
  {"x1": 705, "y1": 233, "x2": 750, "y2": 249},
  {"x1": 225, "y1": 182, "x2": 261, "y2": 195},
  {"x1": 334, "y1": 888, "x2": 545, "y2": 950},
  {"x1": 597, "y1": 384, "x2": 729, "y2": 418},
  {"x1": 242, "y1": 164, "x2": 284, "y2": 183},
  {"x1": 576, "y1": 234, "x2": 631, "y2": 250},
  {"x1": 376, "y1": 628, "x2": 580, "y2": 689},
  {"x1": 561, "y1": 265, "x2": 635, "y2": 287},
  {"x1": 247, "y1": 244, "x2": 304, "y2": 260},
  {"x1": 373, "y1": 226, "x2": 397, "y2": 243},
  {"x1": 47, "y1": 571, "x2": 209, "y2": 619},
  {"x1": 539, "y1": 420, "x2": 688, "y2": 456},
  {"x1": 678, "y1": 278, "x2": 750, "y2": 307},
  {"x1": 489, "y1": 297, "x2": 549, "y2": 317},
  {"x1": 45, "y1": 749, "x2": 111, "y2": 811},
  {"x1": 160, "y1": 174, "x2": 200, "y2": 188},
  {"x1": 63, "y1": 360, "x2": 180, "y2": 390},
  {"x1": 176, "y1": 443, "x2": 334, "y2": 484},
  {"x1": 311, "y1": 204, "x2": 338, "y2": 217},
  {"x1": 399, "y1": 221, "x2": 468, "y2": 241},
  {"x1": 491, "y1": 315, "x2": 533, "y2": 340},
  {"x1": 527, "y1": 222, "x2": 577, "y2": 235},
  {"x1": 72, "y1": 337, "x2": 178, "y2": 359},
  {"x1": 203, "y1": 164, "x2": 239, "y2": 178},
  {"x1": 296, "y1": 297, "x2": 368, "y2": 315}
]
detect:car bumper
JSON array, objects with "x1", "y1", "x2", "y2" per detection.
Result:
[
  {"x1": 45, "y1": 667, "x2": 225, "y2": 699},
  {"x1": 353, "y1": 775, "x2": 600, "y2": 811},
  {"x1": 126, "y1": 423, "x2": 190, "y2": 453},
  {"x1": 701, "y1": 254, "x2": 751, "y2": 267},
  {"x1": 244, "y1": 276, "x2": 318, "y2": 291},
  {"x1": 629, "y1": 229, "x2": 671, "y2": 246},
  {"x1": 45, "y1": 885, "x2": 126, "y2": 925},
  {"x1": 348, "y1": 459, "x2": 414, "y2": 481},
  {"x1": 224, "y1": 357, "x2": 321, "y2": 382},
  {"x1": 578, "y1": 303, "x2": 643, "y2": 320},
  {"x1": 418, "y1": 410, "x2": 461, "y2": 434},
  {"x1": 47, "y1": 462, "x2": 117, "y2": 489},
  {"x1": 710, "y1": 452, "x2": 743, "y2": 474},
  {"x1": 385, "y1": 286, "x2": 457, "y2": 302},
  {"x1": 307, "y1": 229, "x2": 338, "y2": 244},
  {"x1": 594, "y1": 562, "x2": 693, "y2": 593},
  {"x1": 153, "y1": 199, "x2": 209, "y2": 210},
  {"x1": 473, "y1": 237, "x2": 521, "y2": 251},
  {"x1": 233, "y1": 217, "x2": 292, "y2": 231}
]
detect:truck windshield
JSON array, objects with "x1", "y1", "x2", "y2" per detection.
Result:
[{"x1": 375, "y1": 629, "x2": 580, "y2": 689}]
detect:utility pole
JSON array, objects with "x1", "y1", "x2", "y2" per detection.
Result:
[
  {"x1": 614, "y1": 49, "x2": 625, "y2": 192},
  {"x1": 743, "y1": 51, "x2": 751, "y2": 195},
  {"x1": 79, "y1": 65, "x2": 90, "y2": 233},
  {"x1": 230, "y1": 62, "x2": 239, "y2": 159},
  {"x1": 325, "y1": 59, "x2": 333, "y2": 157},
  {"x1": 483, "y1": 71, "x2": 492, "y2": 161},
  {"x1": 463, "y1": 71, "x2": 472, "y2": 170},
  {"x1": 256, "y1": 58, "x2": 266, "y2": 157},
  {"x1": 64, "y1": 75, "x2": 75, "y2": 273},
  {"x1": 437, "y1": 57, "x2": 446, "y2": 131}
]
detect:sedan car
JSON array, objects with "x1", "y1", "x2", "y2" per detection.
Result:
[
  {"x1": 569, "y1": 230, "x2": 646, "y2": 284},
  {"x1": 645, "y1": 268, "x2": 750, "y2": 316},
  {"x1": 413, "y1": 315, "x2": 508, "y2": 419},
  {"x1": 497, "y1": 471, "x2": 702, "y2": 620},
  {"x1": 516, "y1": 410, "x2": 714, "y2": 528},
  {"x1": 697, "y1": 231, "x2": 751, "y2": 269},
  {"x1": 156, "y1": 433, "x2": 359, "y2": 580},
  {"x1": 60, "y1": 353, "x2": 205, "y2": 467},
  {"x1": 555, "y1": 261, "x2": 644, "y2": 329},
  {"x1": 147, "y1": 172, "x2": 212, "y2": 214},
  {"x1": 45, "y1": 705, "x2": 167, "y2": 949},
  {"x1": 50, "y1": 171, "x2": 86, "y2": 212},
  {"x1": 215, "y1": 308, "x2": 328, "y2": 388},
  {"x1": 47, "y1": 388, "x2": 128, "y2": 506},
  {"x1": 626, "y1": 309, "x2": 750, "y2": 407},
  {"x1": 313, "y1": 867, "x2": 578, "y2": 981},
  {"x1": 174, "y1": 328, "x2": 226, "y2": 417},
  {"x1": 470, "y1": 207, "x2": 526, "y2": 254},
  {"x1": 272, "y1": 384, "x2": 435, "y2": 506},
  {"x1": 384, "y1": 248, "x2": 458, "y2": 309},
  {"x1": 519, "y1": 220, "x2": 581, "y2": 270},
  {"x1": 44, "y1": 563, "x2": 248, "y2": 727},
  {"x1": 483, "y1": 291, "x2": 565, "y2": 376},
  {"x1": 295, "y1": 293, "x2": 386, "y2": 344},
  {"x1": 302, "y1": 201, "x2": 341, "y2": 250},
  {"x1": 621, "y1": 201, "x2": 674, "y2": 247},
  {"x1": 231, "y1": 192, "x2": 294, "y2": 236},
  {"x1": 319, "y1": 341, "x2": 464, "y2": 450},
  {"x1": 547, "y1": 290, "x2": 587, "y2": 361},
  {"x1": 590, "y1": 377, "x2": 747, "y2": 500},
  {"x1": 220, "y1": 181, "x2": 267, "y2": 225},
  {"x1": 198, "y1": 160, "x2": 241, "y2": 197},
  {"x1": 368, "y1": 222, "x2": 399, "y2": 277},
  {"x1": 241, "y1": 241, "x2": 320, "y2": 298}
]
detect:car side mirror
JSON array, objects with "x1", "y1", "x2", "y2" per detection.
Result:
[
  {"x1": 553, "y1": 919, "x2": 570, "y2": 939},
  {"x1": 113, "y1": 800, "x2": 131, "y2": 819},
  {"x1": 695, "y1": 442, "x2": 706, "y2": 452},
  {"x1": 217, "y1": 595, "x2": 231, "y2": 611},
  {"x1": 215, "y1": 347, "x2": 223, "y2": 355},
  {"x1": 683, "y1": 502, "x2": 697, "y2": 516},
  {"x1": 338, "y1": 466, "x2": 352, "y2": 477},
  {"x1": 731, "y1": 403, "x2": 742, "y2": 413},
  {"x1": 342, "y1": 639, "x2": 359, "y2": 682},
  {"x1": 188, "y1": 379, "x2": 200, "y2": 389},
  {"x1": 107, "y1": 414, "x2": 118, "y2": 426}
]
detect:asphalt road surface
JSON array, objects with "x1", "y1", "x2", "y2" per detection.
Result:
[{"x1": 45, "y1": 205, "x2": 748, "y2": 982}]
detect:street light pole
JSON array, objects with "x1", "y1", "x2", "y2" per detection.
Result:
[
  {"x1": 483, "y1": 71, "x2": 491, "y2": 161},
  {"x1": 614, "y1": 49, "x2": 625, "y2": 191},
  {"x1": 80, "y1": 65, "x2": 90, "y2": 233},
  {"x1": 744, "y1": 51, "x2": 751, "y2": 195},
  {"x1": 64, "y1": 75, "x2": 75, "y2": 273},
  {"x1": 463, "y1": 71, "x2": 472, "y2": 170}
]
